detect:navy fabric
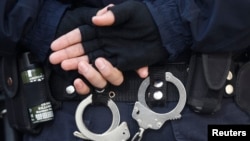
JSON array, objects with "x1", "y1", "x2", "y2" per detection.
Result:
[
  {"x1": 2, "y1": 0, "x2": 250, "y2": 60},
  {"x1": 23, "y1": 98, "x2": 250, "y2": 141},
  {"x1": 0, "y1": 0, "x2": 43, "y2": 56},
  {"x1": 144, "y1": 0, "x2": 250, "y2": 60},
  {"x1": 22, "y1": 0, "x2": 69, "y2": 61}
]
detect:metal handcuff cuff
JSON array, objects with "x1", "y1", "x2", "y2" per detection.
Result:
[
  {"x1": 74, "y1": 72, "x2": 186, "y2": 141},
  {"x1": 73, "y1": 94, "x2": 130, "y2": 141}
]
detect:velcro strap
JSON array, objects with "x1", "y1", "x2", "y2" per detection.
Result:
[{"x1": 147, "y1": 66, "x2": 167, "y2": 106}]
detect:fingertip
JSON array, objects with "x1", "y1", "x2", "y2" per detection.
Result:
[
  {"x1": 78, "y1": 61, "x2": 90, "y2": 74},
  {"x1": 96, "y1": 4, "x2": 115, "y2": 16},
  {"x1": 95, "y1": 57, "x2": 107, "y2": 70},
  {"x1": 92, "y1": 11, "x2": 115, "y2": 26},
  {"x1": 95, "y1": 57, "x2": 124, "y2": 86},
  {"x1": 92, "y1": 16, "x2": 100, "y2": 25},
  {"x1": 48, "y1": 53, "x2": 57, "y2": 65},
  {"x1": 51, "y1": 35, "x2": 65, "y2": 51},
  {"x1": 107, "y1": 4, "x2": 115, "y2": 7},
  {"x1": 61, "y1": 60, "x2": 72, "y2": 71},
  {"x1": 50, "y1": 40, "x2": 58, "y2": 51},
  {"x1": 74, "y1": 78, "x2": 90, "y2": 95},
  {"x1": 137, "y1": 67, "x2": 149, "y2": 78}
]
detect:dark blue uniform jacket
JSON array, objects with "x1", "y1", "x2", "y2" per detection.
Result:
[{"x1": 1, "y1": 0, "x2": 250, "y2": 60}]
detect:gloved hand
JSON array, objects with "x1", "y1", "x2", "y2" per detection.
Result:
[
  {"x1": 55, "y1": 0, "x2": 168, "y2": 71},
  {"x1": 56, "y1": 6, "x2": 98, "y2": 37},
  {"x1": 79, "y1": 0, "x2": 168, "y2": 71}
]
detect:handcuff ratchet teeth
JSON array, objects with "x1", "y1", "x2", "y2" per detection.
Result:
[
  {"x1": 132, "y1": 72, "x2": 187, "y2": 131},
  {"x1": 74, "y1": 94, "x2": 130, "y2": 141}
]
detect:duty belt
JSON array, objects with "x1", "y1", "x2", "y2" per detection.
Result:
[
  {"x1": 4, "y1": 52, "x2": 250, "y2": 135},
  {"x1": 50, "y1": 62, "x2": 189, "y2": 103}
]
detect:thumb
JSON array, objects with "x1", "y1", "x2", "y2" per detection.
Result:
[{"x1": 92, "y1": 5, "x2": 115, "y2": 26}]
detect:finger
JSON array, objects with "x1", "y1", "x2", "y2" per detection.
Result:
[
  {"x1": 78, "y1": 61, "x2": 107, "y2": 88},
  {"x1": 61, "y1": 55, "x2": 89, "y2": 71},
  {"x1": 82, "y1": 39, "x2": 100, "y2": 53},
  {"x1": 136, "y1": 66, "x2": 149, "y2": 78},
  {"x1": 51, "y1": 28, "x2": 81, "y2": 51},
  {"x1": 88, "y1": 50, "x2": 106, "y2": 64},
  {"x1": 49, "y1": 43, "x2": 84, "y2": 64},
  {"x1": 96, "y1": 4, "x2": 114, "y2": 16},
  {"x1": 95, "y1": 57, "x2": 124, "y2": 86},
  {"x1": 79, "y1": 25, "x2": 97, "y2": 41},
  {"x1": 105, "y1": 2, "x2": 133, "y2": 25},
  {"x1": 92, "y1": 10, "x2": 115, "y2": 26},
  {"x1": 74, "y1": 78, "x2": 91, "y2": 95}
]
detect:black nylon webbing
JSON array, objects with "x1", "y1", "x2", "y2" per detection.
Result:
[
  {"x1": 50, "y1": 62, "x2": 189, "y2": 102},
  {"x1": 101, "y1": 63, "x2": 188, "y2": 102}
]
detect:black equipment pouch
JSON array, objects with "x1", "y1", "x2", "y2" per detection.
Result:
[
  {"x1": 235, "y1": 61, "x2": 250, "y2": 115},
  {"x1": 186, "y1": 53, "x2": 232, "y2": 114},
  {"x1": 0, "y1": 52, "x2": 60, "y2": 134}
]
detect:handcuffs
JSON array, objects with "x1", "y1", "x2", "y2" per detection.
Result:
[{"x1": 74, "y1": 72, "x2": 187, "y2": 141}]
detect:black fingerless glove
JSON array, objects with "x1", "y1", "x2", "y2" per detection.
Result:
[
  {"x1": 56, "y1": 6, "x2": 98, "y2": 37},
  {"x1": 79, "y1": 0, "x2": 168, "y2": 71}
]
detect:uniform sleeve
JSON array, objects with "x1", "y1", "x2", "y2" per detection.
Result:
[
  {"x1": 144, "y1": 0, "x2": 250, "y2": 60},
  {"x1": 0, "y1": 0, "x2": 43, "y2": 56},
  {"x1": 22, "y1": 0, "x2": 69, "y2": 61}
]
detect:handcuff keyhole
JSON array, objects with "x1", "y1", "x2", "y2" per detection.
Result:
[{"x1": 136, "y1": 110, "x2": 140, "y2": 115}]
